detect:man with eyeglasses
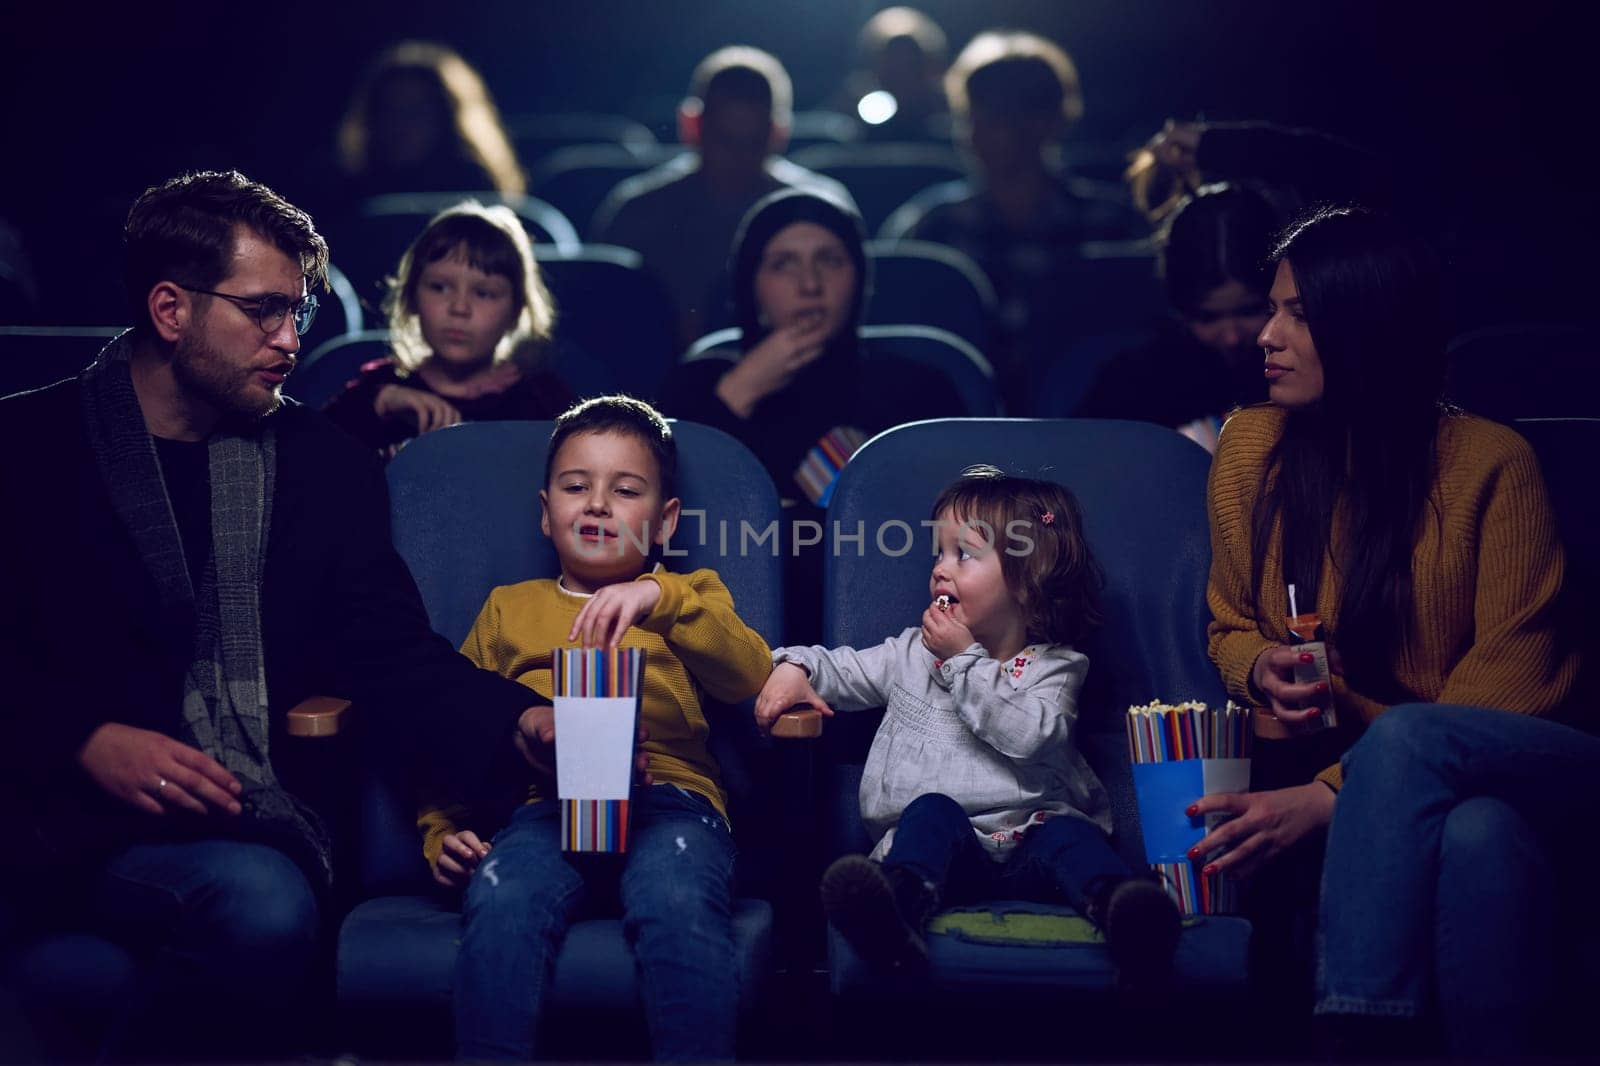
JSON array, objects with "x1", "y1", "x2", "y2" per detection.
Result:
[{"x1": 0, "y1": 171, "x2": 548, "y2": 1059}]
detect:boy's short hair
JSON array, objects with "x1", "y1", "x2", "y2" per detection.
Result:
[
  {"x1": 931, "y1": 464, "x2": 1103, "y2": 645},
  {"x1": 945, "y1": 31, "x2": 1083, "y2": 127},
  {"x1": 545, "y1": 395, "x2": 678, "y2": 500}
]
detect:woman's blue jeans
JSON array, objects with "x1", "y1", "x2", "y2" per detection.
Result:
[
  {"x1": 453, "y1": 784, "x2": 739, "y2": 1062},
  {"x1": 1316, "y1": 703, "x2": 1600, "y2": 1056},
  {"x1": 883, "y1": 791, "x2": 1131, "y2": 911}
]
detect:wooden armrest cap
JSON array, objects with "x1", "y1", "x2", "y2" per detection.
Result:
[
  {"x1": 287, "y1": 696, "x2": 352, "y2": 738},
  {"x1": 771, "y1": 709, "x2": 824, "y2": 739}
]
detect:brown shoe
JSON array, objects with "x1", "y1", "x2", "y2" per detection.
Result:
[{"x1": 819, "y1": 855, "x2": 931, "y2": 971}]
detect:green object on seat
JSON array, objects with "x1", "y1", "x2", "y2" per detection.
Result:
[
  {"x1": 929, "y1": 905, "x2": 1203, "y2": 948},
  {"x1": 929, "y1": 908, "x2": 1103, "y2": 947}
]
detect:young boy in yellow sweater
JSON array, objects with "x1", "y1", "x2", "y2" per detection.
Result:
[{"x1": 419, "y1": 395, "x2": 772, "y2": 1061}]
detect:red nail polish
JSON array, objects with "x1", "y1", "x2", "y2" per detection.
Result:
[
  {"x1": 1187, "y1": 846, "x2": 1202, "y2": 860},
  {"x1": 1315, "y1": 681, "x2": 1329, "y2": 694},
  {"x1": 1202, "y1": 864, "x2": 1218, "y2": 877},
  {"x1": 1185, "y1": 804, "x2": 1199, "y2": 817},
  {"x1": 1299, "y1": 652, "x2": 1314, "y2": 664},
  {"x1": 1309, "y1": 707, "x2": 1322, "y2": 717}
]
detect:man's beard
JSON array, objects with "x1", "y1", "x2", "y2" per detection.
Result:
[{"x1": 172, "y1": 331, "x2": 282, "y2": 424}]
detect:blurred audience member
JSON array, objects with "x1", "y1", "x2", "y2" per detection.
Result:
[
  {"x1": 887, "y1": 31, "x2": 1147, "y2": 410},
  {"x1": 1127, "y1": 119, "x2": 1392, "y2": 226},
  {"x1": 594, "y1": 47, "x2": 855, "y2": 347},
  {"x1": 323, "y1": 201, "x2": 571, "y2": 459},
  {"x1": 659, "y1": 190, "x2": 961, "y2": 639},
  {"x1": 1076, "y1": 183, "x2": 1277, "y2": 451},
  {"x1": 335, "y1": 41, "x2": 526, "y2": 205},
  {"x1": 834, "y1": 6, "x2": 951, "y2": 142}
]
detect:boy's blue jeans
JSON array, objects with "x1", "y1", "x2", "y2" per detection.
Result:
[
  {"x1": 454, "y1": 783, "x2": 738, "y2": 1062},
  {"x1": 883, "y1": 791, "x2": 1131, "y2": 912},
  {"x1": 1316, "y1": 703, "x2": 1600, "y2": 1056}
]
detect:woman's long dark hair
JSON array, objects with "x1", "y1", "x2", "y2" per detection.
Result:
[{"x1": 1250, "y1": 206, "x2": 1450, "y2": 701}]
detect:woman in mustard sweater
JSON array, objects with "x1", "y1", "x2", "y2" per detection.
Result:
[{"x1": 1193, "y1": 207, "x2": 1583, "y2": 1053}]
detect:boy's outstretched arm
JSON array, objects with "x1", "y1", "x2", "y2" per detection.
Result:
[{"x1": 635, "y1": 569, "x2": 773, "y2": 702}]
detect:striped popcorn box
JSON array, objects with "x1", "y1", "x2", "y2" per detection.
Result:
[
  {"x1": 1126, "y1": 700, "x2": 1252, "y2": 916},
  {"x1": 553, "y1": 647, "x2": 647, "y2": 852},
  {"x1": 793, "y1": 426, "x2": 869, "y2": 507}
]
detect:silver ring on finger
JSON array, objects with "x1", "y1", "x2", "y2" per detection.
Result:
[{"x1": 157, "y1": 777, "x2": 168, "y2": 790}]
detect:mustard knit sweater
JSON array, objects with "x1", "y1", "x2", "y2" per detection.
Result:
[
  {"x1": 417, "y1": 567, "x2": 772, "y2": 868},
  {"x1": 1207, "y1": 405, "x2": 1578, "y2": 789}
]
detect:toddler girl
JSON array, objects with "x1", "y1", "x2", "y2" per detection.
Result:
[{"x1": 756, "y1": 464, "x2": 1182, "y2": 987}]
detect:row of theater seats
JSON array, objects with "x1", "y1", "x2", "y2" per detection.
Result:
[
  {"x1": 3, "y1": 413, "x2": 1594, "y2": 1059},
  {"x1": 501, "y1": 110, "x2": 1132, "y2": 227},
  {"x1": 525, "y1": 140, "x2": 970, "y2": 237},
  {"x1": 3, "y1": 315, "x2": 1594, "y2": 430}
]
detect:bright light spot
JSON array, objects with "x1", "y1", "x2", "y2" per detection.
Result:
[{"x1": 858, "y1": 91, "x2": 898, "y2": 125}]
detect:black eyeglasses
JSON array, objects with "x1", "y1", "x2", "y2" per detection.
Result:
[{"x1": 178, "y1": 285, "x2": 319, "y2": 336}]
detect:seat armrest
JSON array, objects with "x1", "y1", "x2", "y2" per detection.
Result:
[
  {"x1": 286, "y1": 696, "x2": 352, "y2": 738},
  {"x1": 771, "y1": 709, "x2": 824, "y2": 739}
]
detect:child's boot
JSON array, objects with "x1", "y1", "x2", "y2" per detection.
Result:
[
  {"x1": 1085, "y1": 874, "x2": 1182, "y2": 991},
  {"x1": 819, "y1": 855, "x2": 938, "y2": 971}
]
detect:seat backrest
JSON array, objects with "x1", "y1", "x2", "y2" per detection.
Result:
[
  {"x1": 1514, "y1": 417, "x2": 1600, "y2": 722},
  {"x1": 858, "y1": 325, "x2": 1000, "y2": 416},
  {"x1": 786, "y1": 110, "x2": 865, "y2": 151},
  {"x1": 1447, "y1": 322, "x2": 1596, "y2": 421},
  {"x1": 791, "y1": 143, "x2": 966, "y2": 235},
  {"x1": 361, "y1": 192, "x2": 581, "y2": 253},
  {"x1": 532, "y1": 243, "x2": 679, "y2": 401},
  {"x1": 362, "y1": 420, "x2": 785, "y2": 894},
  {"x1": 335, "y1": 193, "x2": 581, "y2": 306},
  {"x1": 289, "y1": 325, "x2": 619, "y2": 414},
  {"x1": 285, "y1": 330, "x2": 392, "y2": 409},
  {"x1": 1035, "y1": 329, "x2": 1160, "y2": 418},
  {"x1": 1048, "y1": 239, "x2": 1167, "y2": 340},
  {"x1": 681, "y1": 324, "x2": 999, "y2": 418},
  {"x1": 820, "y1": 418, "x2": 1224, "y2": 867},
  {"x1": 503, "y1": 111, "x2": 658, "y2": 170},
  {"x1": 292, "y1": 262, "x2": 363, "y2": 359},
  {"x1": 878, "y1": 178, "x2": 969, "y2": 241},
  {"x1": 0, "y1": 326, "x2": 123, "y2": 397},
  {"x1": 531, "y1": 144, "x2": 687, "y2": 237},
  {"x1": 862, "y1": 239, "x2": 994, "y2": 350}
]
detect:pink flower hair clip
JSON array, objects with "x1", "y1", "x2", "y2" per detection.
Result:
[{"x1": 1040, "y1": 511, "x2": 1055, "y2": 526}]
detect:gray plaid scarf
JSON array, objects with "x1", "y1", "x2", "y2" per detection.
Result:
[{"x1": 80, "y1": 332, "x2": 331, "y2": 890}]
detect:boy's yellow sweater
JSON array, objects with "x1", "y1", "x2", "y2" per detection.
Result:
[
  {"x1": 1207, "y1": 405, "x2": 1579, "y2": 789},
  {"x1": 418, "y1": 567, "x2": 772, "y2": 868}
]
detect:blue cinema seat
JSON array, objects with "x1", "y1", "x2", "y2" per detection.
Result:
[
  {"x1": 334, "y1": 420, "x2": 788, "y2": 1058},
  {"x1": 287, "y1": 328, "x2": 618, "y2": 414},
  {"x1": 0, "y1": 326, "x2": 123, "y2": 396},
  {"x1": 1447, "y1": 322, "x2": 1596, "y2": 421},
  {"x1": 1516, "y1": 417, "x2": 1600, "y2": 720},
  {"x1": 331, "y1": 193, "x2": 582, "y2": 309},
  {"x1": 534, "y1": 243, "x2": 680, "y2": 401},
  {"x1": 813, "y1": 418, "x2": 1252, "y2": 1059},
  {"x1": 789, "y1": 142, "x2": 966, "y2": 236}
]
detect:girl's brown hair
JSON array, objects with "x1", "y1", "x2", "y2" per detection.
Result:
[
  {"x1": 931, "y1": 464, "x2": 1104, "y2": 645},
  {"x1": 385, "y1": 200, "x2": 556, "y2": 371}
]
